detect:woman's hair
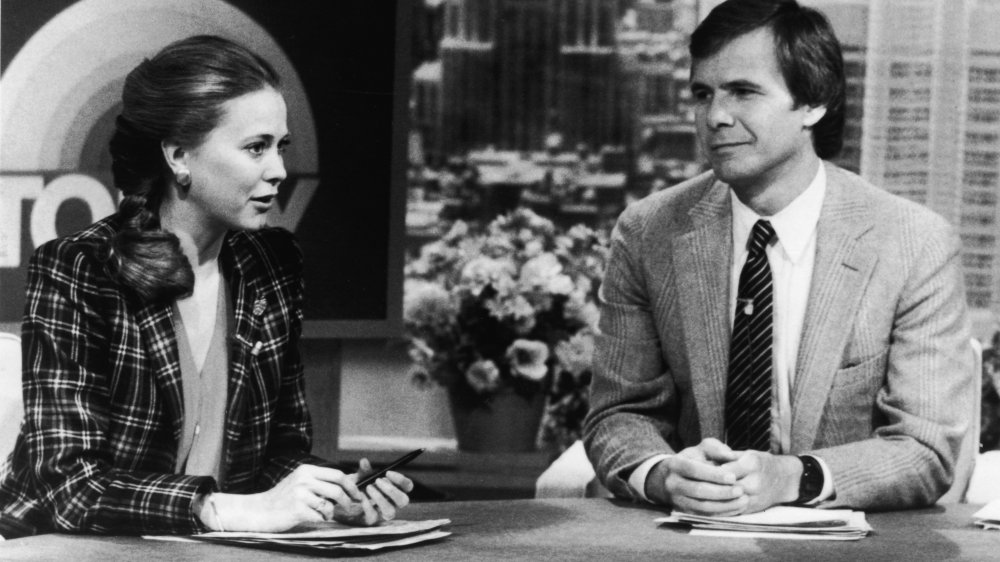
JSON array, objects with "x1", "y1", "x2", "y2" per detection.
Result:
[{"x1": 107, "y1": 35, "x2": 281, "y2": 302}]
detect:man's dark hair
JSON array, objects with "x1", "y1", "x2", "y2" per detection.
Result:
[{"x1": 690, "y1": 0, "x2": 845, "y2": 159}]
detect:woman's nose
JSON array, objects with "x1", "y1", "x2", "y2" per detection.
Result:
[{"x1": 265, "y1": 151, "x2": 287, "y2": 185}]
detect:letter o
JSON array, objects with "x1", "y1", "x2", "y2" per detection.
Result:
[{"x1": 30, "y1": 174, "x2": 115, "y2": 247}]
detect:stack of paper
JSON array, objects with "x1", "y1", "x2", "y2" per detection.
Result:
[
  {"x1": 145, "y1": 518, "x2": 451, "y2": 553},
  {"x1": 656, "y1": 506, "x2": 871, "y2": 541},
  {"x1": 973, "y1": 499, "x2": 1000, "y2": 530}
]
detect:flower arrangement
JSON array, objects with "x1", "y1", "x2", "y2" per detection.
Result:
[{"x1": 403, "y1": 208, "x2": 609, "y2": 451}]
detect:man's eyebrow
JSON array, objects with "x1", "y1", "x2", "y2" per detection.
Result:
[
  {"x1": 690, "y1": 78, "x2": 764, "y2": 91},
  {"x1": 720, "y1": 79, "x2": 762, "y2": 90}
]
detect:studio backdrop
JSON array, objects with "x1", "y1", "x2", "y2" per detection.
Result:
[{"x1": 0, "y1": 0, "x2": 408, "y2": 337}]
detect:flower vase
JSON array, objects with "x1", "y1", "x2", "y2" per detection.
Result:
[{"x1": 448, "y1": 386, "x2": 545, "y2": 453}]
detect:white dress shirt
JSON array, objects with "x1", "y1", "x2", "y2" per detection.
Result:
[{"x1": 630, "y1": 164, "x2": 834, "y2": 503}]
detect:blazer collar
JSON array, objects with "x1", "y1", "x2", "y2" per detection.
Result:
[{"x1": 675, "y1": 177, "x2": 733, "y2": 439}]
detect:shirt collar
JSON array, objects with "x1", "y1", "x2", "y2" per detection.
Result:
[{"x1": 730, "y1": 164, "x2": 826, "y2": 264}]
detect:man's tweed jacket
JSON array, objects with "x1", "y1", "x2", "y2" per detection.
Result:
[{"x1": 584, "y1": 162, "x2": 973, "y2": 510}]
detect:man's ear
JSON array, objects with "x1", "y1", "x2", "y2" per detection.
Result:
[
  {"x1": 802, "y1": 105, "x2": 827, "y2": 128},
  {"x1": 161, "y1": 140, "x2": 188, "y2": 176}
]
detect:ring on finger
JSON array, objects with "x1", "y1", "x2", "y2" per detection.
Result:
[{"x1": 314, "y1": 499, "x2": 330, "y2": 516}]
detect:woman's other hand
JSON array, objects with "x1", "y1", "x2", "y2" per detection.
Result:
[{"x1": 333, "y1": 458, "x2": 414, "y2": 526}]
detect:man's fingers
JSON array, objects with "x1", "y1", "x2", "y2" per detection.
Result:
[
  {"x1": 673, "y1": 495, "x2": 749, "y2": 516},
  {"x1": 674, "y1": 479, "x2": 744, "y2": 501},
  {"x1": 697, "y1": 438, "x2": 740, "y2": 463},
  {"x1": 669, "y1": 456, "x2": 738, "y2": 485},
  {"x1": 719, "y1": 451, "x2": 764, "y2": 481}
]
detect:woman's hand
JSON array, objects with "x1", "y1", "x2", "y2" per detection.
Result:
[
  {"x1": 198, "y1": 464, "x2": 366, "y2": 533},
  {"x1": 197, "y1": 459, "x2": 414, "y2": 532},
  {"x1": 334, "y1": 458, "x2": 414, "y2": 526}
]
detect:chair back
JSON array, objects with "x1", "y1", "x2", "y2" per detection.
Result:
[
  {"x1": 937, "y1": 338, "x2": 983, "y2": 504},
  {"x1": 0, "y1": 333, "x2": 23, "y2": 459}
]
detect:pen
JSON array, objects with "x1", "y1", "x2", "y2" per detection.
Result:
[{"x1": 356, "y1": 448, "x2": 425, "y2": 488}]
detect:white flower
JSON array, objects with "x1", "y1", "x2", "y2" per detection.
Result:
[
  {"x1": 554, "y1": 234, "x2": 573, "y2": 253},
  {"x1": 519, "y1": 253, "x2": 563, "y2": 290},
  {"x1": 486, "y1": 294, "x2": 536, "y2": 334},
  {"x1": 407, "y1": 338, "x2": 434, "y2": 364},
  {"x1": 554, "y1": 331, "x2": 596, "y2": 377},
  {"x1": 524, "y1": 239, "x2": 544, "y2": 258},
  {"x1": 443, "y1": 220, "x2": 469, "y2": 242},
  {"x1": 465, "y1": 359, "x2": 501, "y2": 393},
  {"x1": 506, "y1": 339, "x2": 550, "y2": 381},
  {"x1": 566, "y1": 290, "x2": 601, "y2": 331},
  {"x1": 460, "y1": 256, "x2": 516, "y2": 296},
  {"x1": 403, "y1": 279, "x2": 455, "y2": 328},
  {"x1": 546, "y1": 274, "x2": 575, "y2": 296},
  {"x1": 567, "y1": 223, "x2": 595, "y2": 242}
]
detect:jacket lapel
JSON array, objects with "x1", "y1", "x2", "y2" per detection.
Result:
[
  {"x1": 220, "y1": 233, "x2": 265, "y2": 469},
  {"x1": 135, "y1": 300, "x2": 184, "y2": 442},
  {"x1": 675, "y1": 179, "x2": 733, "y2": 439},
  {"x1": 790, "y1": 164, "x2": 878, "y2": 451}
]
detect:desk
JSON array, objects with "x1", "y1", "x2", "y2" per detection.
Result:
[
  {"x1": 1, "y1": 499, "x2": 993, "y2": 561},
  {"x1": 332, "y1": 448, "x2": 552, "y2": 501}
]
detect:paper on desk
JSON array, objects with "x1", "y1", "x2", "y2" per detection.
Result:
[
  {"x1": 689, "y1": 529, "x2": 866, "y2": 541},
  {"x1": 196, "y1": 518, "x2": 450, "y2": 540},
  {"x1": 973, "y1": 498, "x2": 1000, "y2": 530},
  {"x1": 144, "y1": 519, "x2": 452, "y2": 552},
  {"x1": 656, "y1": 506, "x2": 871, "y2": 541},
  {"x1": 196, "y1": 530, "x2": 453, "y2": 552}
]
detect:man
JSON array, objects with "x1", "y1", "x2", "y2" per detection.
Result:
[{"x1": 583, "y1": 0, "x2": 972, "y2": 515}]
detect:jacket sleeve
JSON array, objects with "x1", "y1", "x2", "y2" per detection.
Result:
[
  {"x1": 19, "y1": 239, "x2": 214, "y2": 535},
  {"x1": 582, "y1": 203, "x2": 680, "y2": 501}
]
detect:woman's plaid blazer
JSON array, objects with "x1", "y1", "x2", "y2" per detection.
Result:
[{"x1": 0, "y1": 214, "x2": 324, "y2": 537}]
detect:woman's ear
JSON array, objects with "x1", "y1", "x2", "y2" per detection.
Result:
[
  {"x1": 803, "y1": 105, "x2": 827, "y2": 128},
  {"x1": 161, "y1": 140, "x2": 188, "y2": 176},
  {"x1": 161, "y1": 141, "x2": 192, "y2": 188}
]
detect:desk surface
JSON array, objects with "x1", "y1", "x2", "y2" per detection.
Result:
[{"x1": 1, "y1": 499, "x2": 993, "y2": 561}]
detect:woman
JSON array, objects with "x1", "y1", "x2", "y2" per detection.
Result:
[{"x1": 0, "y1": 35, "x2": 411, "y2": 538}]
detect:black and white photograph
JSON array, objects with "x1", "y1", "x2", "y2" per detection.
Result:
[{"x1": 1, "y1": 0, "x2": 999, "y2": 558}]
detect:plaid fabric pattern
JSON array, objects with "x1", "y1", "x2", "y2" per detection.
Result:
[{"x1": 0, "y1": 215, "x2": 323, "y2": 537}]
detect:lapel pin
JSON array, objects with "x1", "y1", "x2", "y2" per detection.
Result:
[
  {"x1": 252, "y1": 297, "x2": 267, "y2": 317},
  {"x1": 739, "y1": 298, "x2": 754, "y2": 316},
  {"x1": 251, "y1": 341, "x2": 263, "y2": 356}
]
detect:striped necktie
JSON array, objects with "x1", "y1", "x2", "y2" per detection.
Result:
[{"x1": 725, "y1": 219, "x2": 776, "y2": 452}]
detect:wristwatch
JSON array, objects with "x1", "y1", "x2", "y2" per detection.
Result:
[{"x1": 795, "y1": 455, "x2": 824, "y2": 504}]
